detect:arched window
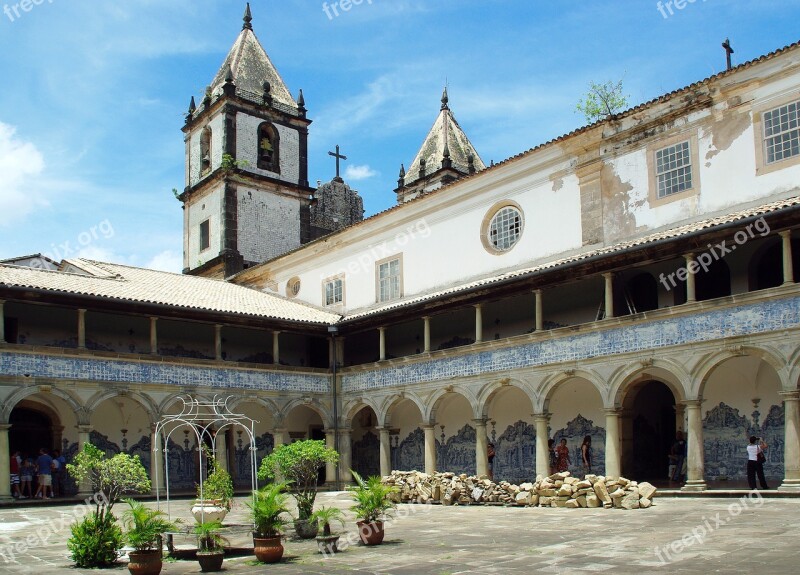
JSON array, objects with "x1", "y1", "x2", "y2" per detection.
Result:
[
  {"x1": 257, "y1": 122, "x2": 280, "y2": 173},
  {"x1": 200, "y1": 126, "x2": 212, "y2": 175}
]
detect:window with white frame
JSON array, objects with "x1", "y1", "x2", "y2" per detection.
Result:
[
  {"x1": 655, "y1": 140, "x2": 693, "y2": 198},
  {"x1": 763, "y1": 100, "x2": 800, "y2": 164},
  {"x1": 324, "y1": 277, "x2": 343, "y2": 306},
  {"x1": 488, "y1": 206, "x2": 522, "y2": 251},
  {"x1": 377, "y1": 258, "x2": 401, "y2": 302}
]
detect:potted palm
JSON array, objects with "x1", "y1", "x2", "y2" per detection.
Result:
[
  {"x1": 121, "y1": 499, "x2": 178, "y2": 575},
  {"x1": 310, "y1": 506, "x2": 346, "y2": 554},
  {"x1": 246, "y1": 481, "x2": 290, "y2": 563},
  {"x1": 194, "y1": 519, "x2": 226, "y2": 572},
  {"x1": 258, "y1": 440, "x2": 339, "y2": 539},
  {"x1": 192, "y1": 447, "x2": 234, "y2": 524},
  {"x1": 349, "y1": 470, "x2": 398, "y2": 546}
]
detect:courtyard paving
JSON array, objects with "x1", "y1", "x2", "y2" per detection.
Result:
[{"x1": 0, "y1": 491, "x2": 798, "y2": 574}]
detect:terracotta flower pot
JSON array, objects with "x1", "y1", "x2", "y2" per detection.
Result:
[
  {"x1": 127, "y1": 549, "x2": 163, "y2": 575},
  {"x1": 356, "y1": 520, "x2": 385, "y2": 545},
  {"x1": 253, "y1": 535, "x2": 284, "y2": 563},
  {"x1": 197, "y1": 551, "x2": 224, "y2": 572}
]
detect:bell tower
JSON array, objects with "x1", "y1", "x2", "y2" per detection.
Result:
[{"x1": 180, "y1": 3, "x2": 313, "y2": 278}]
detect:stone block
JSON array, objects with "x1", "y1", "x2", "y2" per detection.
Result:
[
  {"x1": 586, "y1": 494, "x2": 600, "y2": 508},
  {"x1": 638, "y1": 482, "x2": 657, "y2": 500},
  {"x1": 576, "y1": 495, "x2": 587, "y2": 508},
  {"x1": 621, "y1": 493, "x2": 640, "y2": 510},
  {"x1": 593, "y1": 480, "x2": 612, "y2": 504},
  {"x1": 565, "y1": 499, "x2": 580, "y2": 508},
  {"x1": 640, "y1": 497, "x2": 652, "y2": 509}
]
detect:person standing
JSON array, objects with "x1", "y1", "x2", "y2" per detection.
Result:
[
  {"x1": 54, "y1": 449, "x2": 66, "y2": 497},
  {"x1": 746, "y1": 436, "x2": 770, "y2": 490},
  {"x1": 50, "y1": 450, "x2": 60, "y2": 498},
  {"x1": 548, "y1": 439, "x2": 557, "y2": 475},
  {"x1": 487, "y1": 442, "x2": 496, "y2": 480},
  {"x1": 10, "y1": 451, "x2": 22, "y2": 499},
  {"x1": 581, "y1": 436, "x2": 593, "y2": 474},
  {"x1": 20, "y1": 456, "x2": 33, "y2": 499},
  {"x1": 670, "y1": 431, "x2": 687, "y2": 482},
  {"x1": 555, "y1": 438, "x2": 571, "y2": 473},
  {"x1": 34, "y1": 448, "x2": 53, "y2": 499}
]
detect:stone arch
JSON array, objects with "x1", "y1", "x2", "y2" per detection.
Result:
[
  {"x1": 279, "y1": 398, "x2": 332, "y2": 430},
  {"x1": 377, "y1": 392, "x2": 426, "y2": 429},
  {"x1": 609, "y1": 360, "x2": 688, "y2": 409},
  {"x1": 1, "y1": 385, "x2": 83, "y2": 424},
  {"x1": 85, "y1": 390, "x2": 158, "y2": 424},
  {"x1": 342, "y1": 397, "x2": 381, "y2": 429},
  {"x1": 257, "y1": 122, "x2": 280, "y2": 172},
  {"x1": 694, "y1": 345, "x2": 787, "y2": 398},
  {"x1": 782, "y1": 345, "x2": 800, "y2": 390},
  {"x1": 425, "y1": 386, "x2": 479, "y2": 423},
  {"x1": 538, "y1": 369, "x2": 606, "y2": 413},
  {"x1": 476, "y1": 377, "x2": 537, "y2": 420},
  {"x1": 227, "y1": 395, "x2": 281, "y2": 424}
]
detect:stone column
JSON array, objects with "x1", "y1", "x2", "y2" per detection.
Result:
[
  {"x1": 149, "y1": 317, "x2": 158, "y2": 355},
  {"x1": 423, "y1": 317, "x2": 431, "y2": 353},
  {"x1": 339, "y1": 429, "x2": 352, "y2": 484},
  {"x1": 534, "y1": 414, "x2": 550, "y2": 477},
  {"x1": 378, "y1": 327, "x2": 386, "y2": 361},
  {"x1": 77, "y1": 308, "x2": 87, "y2": 349},
  {"x1": 0, "y1": 424, "x2": 11, "y2": 500},
  {"x1": 77, "y1": 425, "x2": 93, "y2": 497},
  {"x1": 474, "y1": 304, "x2": 483, "y2": 343},
  {"x1": 214, "y1": 325, "x2": 223, "y2": 361},
  {"x1": 215, "y1": 429, "x2": 228, "y2": 471},
  {"x1": 150, "y1": 426, "x2": 166, "y2": 494},
  {"x1": 534, "y1": 290, "x2": 543, "y2": 332},
  {"x1": 272, "y1": 331, "x2": 281, "y2": 365},
  {"x1": 781, "y1": 230, "x2": 794, "y2": 285},
  {"x1": 603, "y1": 273, "x2": 614, "y2": 319},
  {"x1": 682, "y1": 400, "x2": 707, "y2": 491},
  {"x1": 0, "y1": 299, "x2": 5, "y2": 343},
  {"x1": 604, "y1": 409, "x2": 621, "y2": 478},
  {"x1": 378, "y1": 427, "x2": 391, "y2": 478},
  {"x1": 685, "y1": 254, "x2": 697, "y2": 303},
  {"x1": 474, "y1": 419, "x2": 489, "y2": 477},
  {"x1": 272, "y1": 428, "x2": 287, "y2": 449},
  {"x1": 324, "y1": 429, "x2": 338, "y2": 485},
  {"x1": 423, "y1": 424, "x2": 437, "y2": 475},
  {"x1": 779, "y1": 391, "x2": 800, "y2": 491},
  {"x1": 675, "y1": 403, "x2": 686, "y2": 433}
]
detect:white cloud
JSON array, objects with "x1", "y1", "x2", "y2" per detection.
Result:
[
  {"x1": 0, "y1": 123, "x2": 47, "y2": 226},
  {"x1": 345, "y1": 164, "x2": 379, "y2": 181},
  {"x1": 146, "y1": 250, "x2": 183, "y2": 273}
]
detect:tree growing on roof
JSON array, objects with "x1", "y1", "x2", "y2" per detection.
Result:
[{"x1": 575, "y1": 79, "x2": 629, "y2": 123}]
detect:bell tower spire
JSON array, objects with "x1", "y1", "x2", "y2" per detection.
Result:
[{"x1": 180, "y1": 3, "x2": 313, "y2": 278}]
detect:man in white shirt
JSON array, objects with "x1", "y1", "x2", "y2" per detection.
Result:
[{"x1": 746, "y1": 436, "x2": 770, "y2": 490}]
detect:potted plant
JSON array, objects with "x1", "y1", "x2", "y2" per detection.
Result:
[
  {"x1": 349, "y1": 470, "x2": 398, "y2": 546},
  {"x1": 245, "y1": 481, "x2": 290, "y2": 563},
  {"x1": 258, "y1": 439, "x2": 339, "y2": 539},
  {"x1": 66, "y1": 443, "x2": 151, "y2": 568},
  {"x1": 121, "y1": 499, "x2": 178, "y2": 575},
  {"x1": 192, "y1": 447, "x2": 234, "y2": 524},
  {"x1": 194, "y1": 519, "x2": 226, "y2": 573},
  {"x1": 310, "y1": 506, "x2": 346, "y2": 554}
]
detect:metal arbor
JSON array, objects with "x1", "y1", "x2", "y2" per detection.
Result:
[{"x1": 153, "y1": 395, "x2": 259, "y2": 519}]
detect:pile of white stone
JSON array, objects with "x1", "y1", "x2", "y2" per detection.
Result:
[{"x1": 383, "y1": 470, "x2": 657, "y2": 510}]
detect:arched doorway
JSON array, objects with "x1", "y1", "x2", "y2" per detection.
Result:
[
  {"x1": 622, "y1": 381, "x2": 676, "y2": 482},
  {"x1": 351, "y1": 406, "x2": 380, "y2": 479},
  {"x1": 748, "y1": 238, "x2": 800, "y2": 291},
  {"x1": 10, "y1": 404, "x2": 58, "y2": 457}
]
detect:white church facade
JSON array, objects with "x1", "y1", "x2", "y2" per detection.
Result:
[{"x1": 1, "y1": 6, "x2": 800, "y2": 497}]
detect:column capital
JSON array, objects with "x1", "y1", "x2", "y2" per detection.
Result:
[
  {"x1": 421, "y1": 423, "x2": 437, "y2": 430},
  {"x1": 150, "y1": 316, "x2": 159, "y2": 321},
  {"x1": 0, "y1": 424, "x2": 11, "y2": 432},
  {"x1": 602, "y1": 271, "x2": 615, "y2": 279},
  {"x1": 473, "y1": 303, "x2": 483, "y2": 309},
  {"x1": 603, "y1": 407, "x2": 621, "y2": 416},
  {"x1": 780, "y1": 229, "x2": 793, "y2": 239},
  {"x1": 375, "y1": 426, "x2": 391, "y2": 435},
  {"x1": 779, "y1": 390, "x2": 800, "y2": 401},
  {"x1": 78, "y1": 308, "x2": 87, "y2": 313},
  {"x1": 533, "y1": 412, "x2": 551, "y2": 422},
  {"x1": 378, "y1": 326, "x2": 386, "y2": 332},
  {"x1": 533, "y1": 288, "x2": 542, "y2": 295},
  {"x1": 472, "y1": 418, "x2": 487, "y2": 428},
  {"x1": 77, "y1": 424, "x2": 93, "y2": 434},
  {"x1": 682, "y1": 399, "x2": 703, "y2": 408},
  {"x1": 273, "y1": 330, "x2": 282, "y2": 336},
  {"x1": 684, "y1": 252, "x2": 696, "y2": 260}
]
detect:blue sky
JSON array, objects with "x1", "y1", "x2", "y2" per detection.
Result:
[{"x1": 1, "y1": 0, "x2": 799, "y2": 272}]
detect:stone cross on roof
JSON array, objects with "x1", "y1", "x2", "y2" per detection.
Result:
[{"x1": 328, "y1": 145, "x2": 348, "y2": 181}]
